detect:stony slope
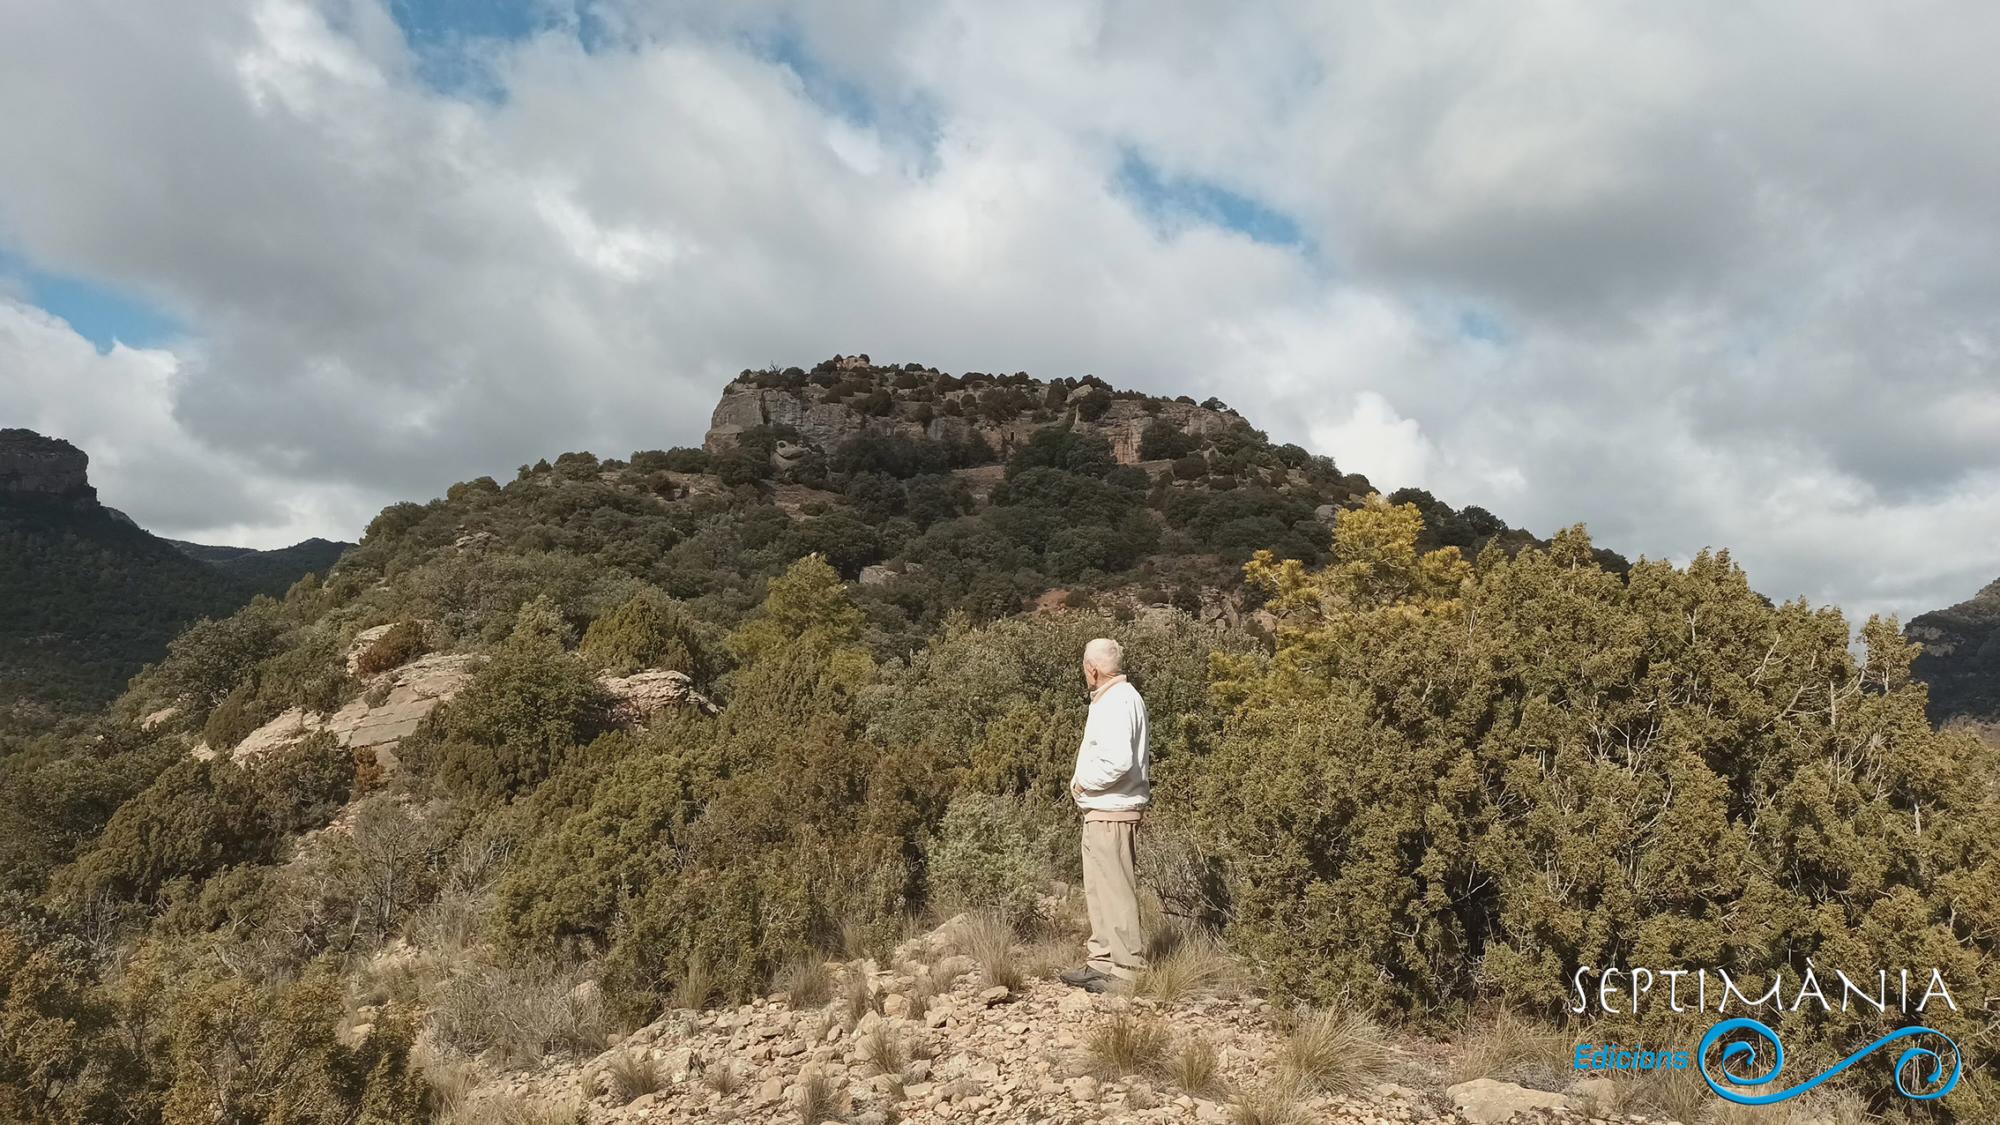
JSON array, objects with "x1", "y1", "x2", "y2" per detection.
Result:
[{"x1": 455, "y1": 916, "x2": 1699, "y2": 1125}]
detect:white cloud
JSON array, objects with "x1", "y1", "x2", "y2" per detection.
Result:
[
  {"x1": 1312, "y1": 392, "x2": 1433, "y2": 492},
  {"x1": 0, "y1": 298, "x2": 374, "y2": 545},
  {"x1": 0, "y1": 0, "x2": 1995, "y2": 618}
]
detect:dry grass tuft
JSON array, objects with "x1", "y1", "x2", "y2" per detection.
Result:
[
  {"x1": 1274, "y1": 1008, "x2": 1391, "y2": 1095},
  {"x1": 427, "y1": 961, "x2": 607, "y2": 1069},
  {"x1": 843, "y1": 964, "x2": 881, "y2": 1025},
  {"x1": 949, "y1": 912, "x2": 1024, "y2": 992},
  {"x1": 1228, "y1": 1085, "x2": 1306, "y2": 1125},
  {"x1": 776, "y1": 955, "x2": 834, "y2": 1008},
  {"x1": 702, "y1": 1060, "x2": 743, "y2": 1097},
  {"x1": 857, "y1": 1022, "x2": 907, "y2": 1077},
  {"x1": 1021, "y1": 934, "x2": 1078, "y2": 980},
  {"x1": 1085, "y1": 1012, "x2": 1172, "y2": 1079},
  {"x1": 839, "y1": 917, "x2": 881, "y2": 960},
  {"x1": 793, "y1": 1067, "x2": 841, "y2": 1123},
  {"x1": 1134, "y1": 935, "x2": 1239, "y2": 1003},
  {"x1": 1447, "y1": 1008, "x2": 1571, "y2": 1089},
  {"x1": 671, "y1": 955, "x2": 717, "y2": 1012},
  {"x1": 1167, "y1": 1033, "x2": 1226, "y2": 1097},
  {"x1": 416, "y1": 1044, "x2": 480, "y2": 1118},
  {"x1": 602, "y1": 1049, "x2": 662, "y2": 1105}
]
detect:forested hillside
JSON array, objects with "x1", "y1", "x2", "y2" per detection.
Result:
[
  {"x1": 0, "y1": 361, "x2": 1992, "y2": 1123},
  {"x1": 0, "y1": 429, "x2": 351, "y2": 723},
  {"x1": 1908, "y1": 577, "x2": 2000, "y2": 725}
]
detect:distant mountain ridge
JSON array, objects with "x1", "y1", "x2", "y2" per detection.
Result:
[
  {"x1": 168, "y1": 537, "x2": 350, "y2": 597},
  {"x1": 0, "y1": 429, "x2": 351, "y2": 721},
  {"x1": 1908, "y1": 576, "x2": 2000, "y2": 725}
]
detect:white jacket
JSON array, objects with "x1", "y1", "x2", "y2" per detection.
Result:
[{"x1": 1070, "y1": 678, "x2": 1150, "y2": 812}]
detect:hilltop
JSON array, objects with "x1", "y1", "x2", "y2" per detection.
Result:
[
  {"x1": 673, "y1": 355, "x2": 1575, "y2": 638},
  {"x1": 0, "y1": 428, "x2": 349, "y2": 722}
]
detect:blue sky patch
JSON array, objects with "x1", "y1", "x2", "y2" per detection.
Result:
[
  {"x1": 1456, "y1": 307, "x2": 1512, "y2": 345},
  {"x1": 386, "y1": 0, "x2": 605, "y2": 97},
  {"x1": 759, "y1": 26, "x2": 878, "y2": 127},
  {"x1": 0, "y1": 250, "x2": 182, "y2": 352},
  {"x1": 1115, "y1": 150, "x2": 1308, "y2": 250}
]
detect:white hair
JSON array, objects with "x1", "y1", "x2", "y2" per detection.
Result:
[{"x1": 1083, "y1": 637, "x2": 1123, "y2": 675}]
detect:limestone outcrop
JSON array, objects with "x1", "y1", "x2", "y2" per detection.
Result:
[
  {"x1": 220, "y1": 652, "x2": 483, "y2": 766},
  {"x1": 0, "y1": 428, "x2": 96, "y2": 504},
  {"x1": 601, "y1": 668, "x2": 718, "y2": 720},
  {"x1": 703, "y1": 358, "x2": 1243, "y2": 468}
]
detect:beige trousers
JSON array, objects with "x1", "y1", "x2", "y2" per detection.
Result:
[{"x1": 1081, "y1": 819, "x2": 1148, "y2": 979}]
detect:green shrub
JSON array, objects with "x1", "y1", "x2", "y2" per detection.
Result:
[
  {"x1": 153, "y1": 604, "x2": 286, "y2": 715},
  {"x1": 577, "y1": 589, "x2": 725, "y2": 683},
  {"x1": 436, "y1": 599, "x2": 603, "y2": 799},
  {"x1": 1139, "y1": 420, "x2": 1198, "y2": 461},
  {"x1": 201, "y1": 681, "x2": 272, "y2": 751},
  {"x1": 1194, "y1": 496, "x2": 2000, "y2": 1102},
  {"x1": 355, "y1": 620, "x2": 428, "y2": 676},
  {"x1": 924, "y1": 793, "x2": 1060, "y2": 925}
]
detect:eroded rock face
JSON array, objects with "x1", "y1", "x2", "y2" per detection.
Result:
[{"x1": 0, "y1": 428, "x2": 95, "y2": 504}]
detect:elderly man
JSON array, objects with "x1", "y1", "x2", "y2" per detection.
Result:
[{"x1": 1060, "y1": 637, "x2": 1150, "y2": 993}]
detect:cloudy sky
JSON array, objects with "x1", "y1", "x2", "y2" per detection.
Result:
[{"x1": 3, "y1": 1, "x2": 1998, "y2": 623}]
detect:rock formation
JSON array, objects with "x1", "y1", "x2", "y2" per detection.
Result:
[
  {"x1": 215, "y1": 652, "x2": 484, "y2": 767},
  {"x1": 213, "y1": 656, "x2": 718, "y2": 766},
  {"x1": 0, "y1": 428, "x2": 96, "y2": 505},
  {"x1": 601, "y1": 668, "x2": 718, "y2": 720}
]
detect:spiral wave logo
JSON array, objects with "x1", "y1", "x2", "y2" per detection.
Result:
[{"x1": 1697, "y1": 1018, "x2": 1960, "y2": 1105}]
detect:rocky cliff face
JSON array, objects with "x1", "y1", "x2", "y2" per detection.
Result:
[
  {"x1": 704, "y1": 356, "x2": 1244, "y2": 466},
  {"x1": 0, "y1": 428, "x2": 96, "y2": 505},
  {"x1": 1909, "y1": 576, "x2": 2000, "y2": 724}
]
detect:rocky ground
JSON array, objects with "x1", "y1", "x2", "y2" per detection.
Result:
[{"x1": 452, "y1": 919, "x2": 1704, "y2": 1125}]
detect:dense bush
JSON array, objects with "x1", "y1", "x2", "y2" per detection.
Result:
[
  {"x1": 1192, "y1": 496, "x2": 2000, "y2": 1113},
  {"x1": 577, "y1": 588, "x2": 725, "y2": 684},
  {"x1": 431, "y1": 599, "x2": 604, "y2": 800},
  {"x1": 51, "y1": 732, "x2": 354, "y2": 909},
  {"x1": 924, "y1": 792, "x2": 1064, "y2": 925},
  {"x1": 1139, "y1": 420, "x2": 1199, "y2": 461}
]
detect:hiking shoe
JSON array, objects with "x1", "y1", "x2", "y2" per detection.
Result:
[{"x1": 1059, "y1": 966, "x2": 1113, "y2": 992}]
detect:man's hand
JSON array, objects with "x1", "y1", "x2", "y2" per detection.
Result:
[{"x1": 1070, "y1": 781, "x2": 1084, "y2": 800}]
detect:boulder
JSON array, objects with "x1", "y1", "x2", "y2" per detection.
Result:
[
  {"x1": 599, "y1": 668, "x2": 718, "y2": 721},
  {"x1": 1445, "y1": 1078, "x2": 1571, "y2": 1123}
]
